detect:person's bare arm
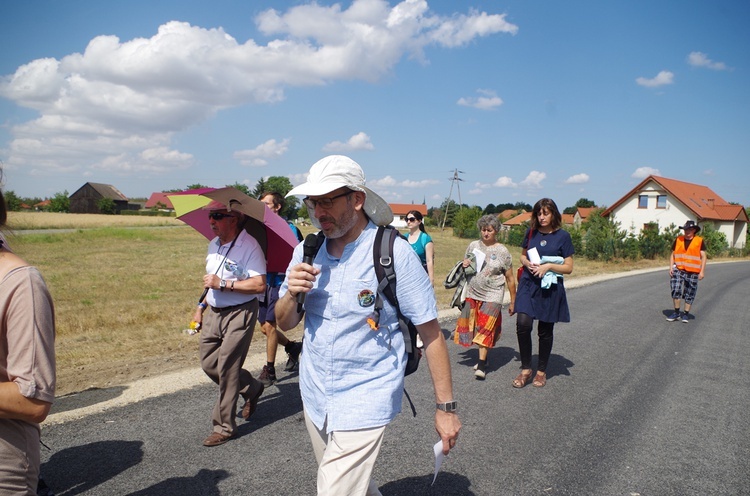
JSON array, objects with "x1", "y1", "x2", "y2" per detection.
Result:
[
  {"x1": 417, "y1": 319, "x2": 462, "y2": 455},
  {"x1": 0, "y1": 383, "x2": 51, "y2": 424}
]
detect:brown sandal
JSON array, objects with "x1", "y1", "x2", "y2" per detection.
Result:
[
  {"x1": 512, "y1": 370, "x2": 533, "y2": 388},
  {"x1": 532, "y1": 371, "x2": 547, "y2": 388}
]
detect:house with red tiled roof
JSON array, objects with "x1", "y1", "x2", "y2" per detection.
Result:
[
  {"x1": 390, "y1": 203, "x2": 428, "y2": 228},
  {"x1": 496, "y1": 209, "x2": 523, "y2": 221},
  {"x1": 145, "y1": 192, "x2": 175, "y2": 210},
  {"x1": 573, "y1": 207, "x2": 597, "y2": 228},
  {"x1": 601, "y1": 175, "x2": 747, "y2": 249},
  {"x1": 33, "y1": 200, "x2": 51, "y2": 211},
  {"x1": 501, "y1": 211, "x2": 532, "y2": 231}
]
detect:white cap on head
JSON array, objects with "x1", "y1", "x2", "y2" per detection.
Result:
[{"x1": 286, "y1": 155, "x2": 393, "y2": 228}]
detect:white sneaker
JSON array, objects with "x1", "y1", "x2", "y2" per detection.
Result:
[{"x1": 474, "y1": 368, "x2": 486, "y2": 380}]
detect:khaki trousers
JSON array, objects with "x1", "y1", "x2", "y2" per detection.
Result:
[
  {"x1": 304, "y1": 409, "x2": 385, "y2": 496},
  {"x1": 200, "y1": 299, "x2": 261, "y2": 437}
]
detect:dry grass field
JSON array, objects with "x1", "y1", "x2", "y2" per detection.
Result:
[{"x1": 7, "y1": 211, "x2": 672, "y2": 396}]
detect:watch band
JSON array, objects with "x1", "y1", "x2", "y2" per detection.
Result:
[
  {"x1": 219, "y1": 279, "x2": 226, "y2": 292},
  {"x1": 436, "y1": 401, "x2": 458, "y2": 412}
]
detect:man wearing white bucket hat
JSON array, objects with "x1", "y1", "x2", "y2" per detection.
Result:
[{"x1": 276, "y1": 155, "x2": 461, "y2": 495}]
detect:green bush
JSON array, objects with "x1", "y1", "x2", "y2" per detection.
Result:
[
  {"x1": 581, "y1": 209, "x2": 625, "y2": 261},
  {"x1": 700, "y1": 223, "x2": 728, "y2": 258},
  {"x1": 452, "y1": 206, "x2": 482, "y2": 239},
  {"x1": 638, "y1": 222, "x2": 670, "y2": 259}
]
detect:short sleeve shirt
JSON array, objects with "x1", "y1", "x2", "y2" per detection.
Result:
[
  {"x1": 280, "y1": 222, "x2": 436, "y2": 433},
  {"x1": 408, "y1": 231, "x2": 433, "y2": 266},
  {"x1": 205, "y1": 230, "x2": 266, "y2": 308},
  {"x1": 0, "y1": 267, "x2": 56, "y2": 405},
  {"x1": 464, "y1": 240, "x2": 512, "y2": 303}
]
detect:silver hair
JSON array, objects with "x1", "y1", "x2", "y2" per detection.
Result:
[{"x1": 476, "y1": 214, "x2": 502, "y2": 233}]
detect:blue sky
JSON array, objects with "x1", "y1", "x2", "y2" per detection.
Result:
[{"x1": 1, "y1": 0, "x2": 748, "y2": 211}]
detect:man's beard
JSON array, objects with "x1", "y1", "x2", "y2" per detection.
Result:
[{"x1": 317, "y1": 201, "x2": 359, "y2": 239}]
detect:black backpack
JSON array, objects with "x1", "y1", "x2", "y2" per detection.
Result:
[
  {"x1": 371, "y1": 225, "x2": 422, "y2": 377},
  {"x1": 311, "y1": 225, "x2": 422, "y2": 376}
]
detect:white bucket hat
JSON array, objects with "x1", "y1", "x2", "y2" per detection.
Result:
[{"x1": 286, "y1": 155, "x2": 393, "y2": 228}]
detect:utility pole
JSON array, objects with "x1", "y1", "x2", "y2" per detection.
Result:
[{"x1": 441, "y1": 168, "x2": 465, "y2": 231}]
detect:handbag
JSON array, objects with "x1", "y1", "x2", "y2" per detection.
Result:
[{"x1": 516, "y1": 228, "x2": 534, "y2": 281}]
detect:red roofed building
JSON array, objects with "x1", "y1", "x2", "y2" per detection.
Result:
[
  {"x1": 501, "y1": 211, "x2": 532, "y2": 231},
  {"x1": 145, "y1": 192, "x2": 175, "y2": 210},
  {"x1": 389, "y1": 203, "x2": 427, "y2": 228},
  {"x1": 573, "y1": 207, "x2": 597, "y2": 227},
  {"x1": 601, "y1": 175, "x2": 747, "y2": 249}
]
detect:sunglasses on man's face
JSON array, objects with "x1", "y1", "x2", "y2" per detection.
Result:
[
  {"x1": 208, "y1": 212, "x2": 234, "y2": 221},
  {"x1": 406, "y1": 217, "x2": 418, "y2": 222}
]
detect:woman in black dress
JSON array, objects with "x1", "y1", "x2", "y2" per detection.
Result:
[{"x1": 513, "y1": 198, "x2": 574, "y2": 388}]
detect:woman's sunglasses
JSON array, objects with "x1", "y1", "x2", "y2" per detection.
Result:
[{"x1": 405, "y1": 217, "x2": 418, "y2": 222}]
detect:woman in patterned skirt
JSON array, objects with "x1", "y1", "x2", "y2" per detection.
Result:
[{"x1": 454, "y1": 215, "x2": 516, "y2": 380}]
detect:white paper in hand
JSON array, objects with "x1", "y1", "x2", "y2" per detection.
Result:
[
  {"x1": 527, "y1": 247, "x2": 541, "y2": 265},
  {"x1": 432, "y1": 440, "x2": 445, "y2": 485},
  {"x1": 472, "y1": 248, "x2": 486, "y2": 272}
]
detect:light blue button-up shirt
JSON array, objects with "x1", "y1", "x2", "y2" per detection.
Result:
[{"x1": 280, "y1": 221, "x2": 437, "y2": 433}]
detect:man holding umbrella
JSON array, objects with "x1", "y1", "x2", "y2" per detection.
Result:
[{"x1": 192, "y1": 200, "x2": 267, "y2": 447}]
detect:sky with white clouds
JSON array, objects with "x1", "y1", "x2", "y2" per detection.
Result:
[{"x1": 1, "y1": 0, "x2": 748, "y2": 211}]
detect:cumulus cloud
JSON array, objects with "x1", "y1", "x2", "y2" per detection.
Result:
[
  {"x1": 323, "y1": 132, "x2": 374, "y2": 152},
  {"x1": 494, "y1": 176, "x2": 516, "y2": 188},
  {"x1": 636, "y1": 70, "x2": 674, "y2": 88},
  {"x1": 564, "y1": 173, "x2": 589, "y2": 184},
  {"x1": 0, "y1": 0, "x2": 517, "y2": 178},
  {"x1": 401, "y1": 178, "x2": 439, "y2": 188},
  {"x1": 519, "y1": 170, "x2": 546, "y2": 188},
  {"x1": 632, "y1": 166, "x2": 660, "y2": 178},
  {"x1": 368, "y1": 175, "x2": 398, "y2": 188},
  {"x1": 687, "y1": 51, "x2": 728, "y2": 71},
  {"x1": 457, "y1": 89, "x2": 503, "y2": 110},
  {"x1": 233, "y1": 138, "x2": 290, "y2": 167}
]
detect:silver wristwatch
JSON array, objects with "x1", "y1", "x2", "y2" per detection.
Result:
[{"x1": 436, "y1": 401, "x2": 458, "y2": 413}]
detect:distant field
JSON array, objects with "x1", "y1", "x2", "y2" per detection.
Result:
[
  {"x1": 7, "y1": 211, "x2": 183, "y2": 230},
  {"x1": 7, "y1": 212, "x2": 674, "y2": 396}
]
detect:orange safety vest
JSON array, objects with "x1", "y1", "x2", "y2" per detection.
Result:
[{"x1": 673, "y1": 235, "x2": 703, "y2": 273}]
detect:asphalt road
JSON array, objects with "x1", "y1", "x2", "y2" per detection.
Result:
[{"x1": 39, "y1": 261, "x2": 750, "y2": 495}]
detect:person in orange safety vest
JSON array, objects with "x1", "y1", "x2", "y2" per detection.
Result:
[{"x1": 666, "y1": 220, "x2": 707, "y2": 323}]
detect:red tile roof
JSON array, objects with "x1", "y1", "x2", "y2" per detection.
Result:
[
  {"x1": 503, "y1": 211, "x2": 532, "y2": 226},
  {"x1": 602, "y1": 175, "x2": 748, "y2": 222},
  {"x1": 576, "y1": 207, "x2": 597, "y2": 219},
  {"x1": 145, "y1": 192, "x2": 175, "y2": 209},
  {"x1": 390, "y1": 203, "x2": 427, "y2": 216}
]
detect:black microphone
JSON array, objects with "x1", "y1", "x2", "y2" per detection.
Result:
[{"x1": 297, "y1": 233, "x2": 320, "y2": 313}]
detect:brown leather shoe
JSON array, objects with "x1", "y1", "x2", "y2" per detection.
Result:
[
  {"x1": 241, "y1": 383, "x2": 264, "y2": 420},
  {"x1": 203, "y1": 432, "x2": 234, "y2": 447}
]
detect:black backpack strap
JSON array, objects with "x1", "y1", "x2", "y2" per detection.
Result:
[{"x1": 371, "y1": 226, "x2": 398, "y2": 328}]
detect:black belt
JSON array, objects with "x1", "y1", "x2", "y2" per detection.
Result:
[{"x1": 210, "y1": 299, "x2": 257, "y2": 312}]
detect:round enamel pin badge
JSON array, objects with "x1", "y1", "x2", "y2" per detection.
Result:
[{"x1": 358, "y1": 289, "x2": 375, "y2": 307}]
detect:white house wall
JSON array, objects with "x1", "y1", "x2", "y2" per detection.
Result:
[{"x1": 611, "y1": 191, "x2": 692, "y2": 235}]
